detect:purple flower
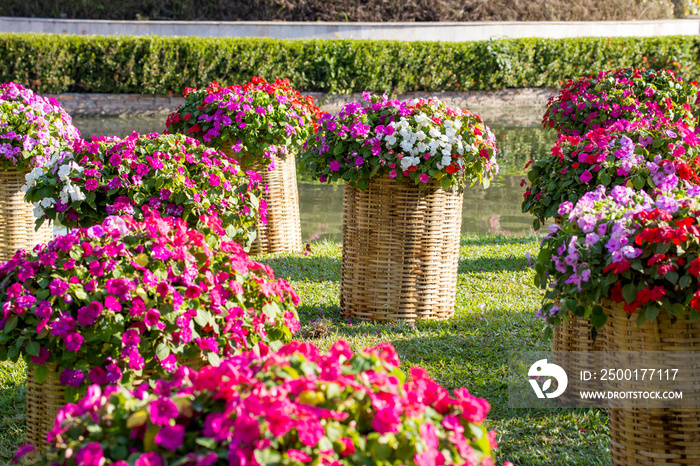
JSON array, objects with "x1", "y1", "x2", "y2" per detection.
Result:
[
  {"x1": 658, "y1": 174, "x2": 679, "y2": 193},
  {"x1": 584, "y1": 232, "x2": 600, "y2": 247},
  {"x1": 154, "y1": 424, "x2": 185, "y2": 450},
  {"x1": 355, "y1": 157, "x2": 364, "y2": 167},
  {"x1": 329, "y1": 160, "x2": 341, "y2": 172},
  {"x1": 77, "y1": 301, "x2": 103, "y2": 326},
  {"x1": 557, "y1": 201, "x2": 573, "y2": 216},
  {"x1": 160, "y1": 189, "x2": 172, "y2": 201},
  {"x1": 59, "y1": 369, "x2": 85, "y2": 387},
  {"x1": 65, "y1": 332, "x2": 84, "y2": 351},
  {"x1": 576, "y1": 214, "x2": 596, "y2": 234},
  {"x1": 656, "y1": 195, "x2": 679, "y2": 213}
]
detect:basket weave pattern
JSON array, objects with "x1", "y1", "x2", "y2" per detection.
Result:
[
  {"x1": 26, "y1": 357, "x2": 207, "y2": 454},
  {"x1": 0, "y1": 169, "x2": 53, "y2": 262},
  {"x1": 552, "y1": 313, "x2": 607, "y2": 406},
  {"x1": 340, "y1": 175, "x2": 463, "y2": 322},
  {"x1": 222, "y1": 149, "x2": 301, "y2": 255},
  {"x1": 605, "y1": 300, "x2": 700, "y2": 465}
]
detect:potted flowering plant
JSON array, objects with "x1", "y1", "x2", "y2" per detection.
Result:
[
  {"x1": 302, "y1": 94, "x2": 497, "y2": 322},
  {"x1": 0, "y1": 213, "x2": 300, "y2": 452},
  {"x1": 542, "y1": 68, "x2": 700, "y2": 136},
  {"x1": 23, "y1": 132, "x2": 264, "y2": 247},
  {"x1": 0, "y1": 82, "x2": 79, "y2": 260},
  {"x1": 166, "y1": 78, "x2": 322, "y2": 254},
  {"x1": 535, "y1": 184, "x2": 700, "y2": 463},
  {"x1": 33, "y1": 340, "x2": 510, "y2": 466},
  {"x1": 522, "y1": 120, "x2": 700, "y2": 229}
]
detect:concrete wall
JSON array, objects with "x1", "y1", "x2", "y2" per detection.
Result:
[
  {"x1": 49, "y1": 88, "x2": 556, "y2": 126},
  {"x1": 2, "y1": 17, "x2": 700, "y2": 41}
]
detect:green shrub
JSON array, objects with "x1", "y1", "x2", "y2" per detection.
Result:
[{"x1": 1, "y1": 34, "x2": 700, "y2": 95}]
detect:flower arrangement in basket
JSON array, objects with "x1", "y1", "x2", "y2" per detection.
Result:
[
  {"x1": 23, "y1": 132, "x2": 264, "y2": 243},
  {"x1": 301, "y1": 93, "x2": 498, "y2": 190},
  {"x1": 542, "y1": 68, "x2": 700, "y2": 136},
  {"x1": 0, "y1": 213, "x2": 300, "y2": 400},
  {"x1": 32, "y1": 340, "x2": 511, "y2": 466},
  {"x1": 522, "y1": 120, "x2": 700, "y2": 229},
  {"x1": 165, "y1": 78, "x2": 322, "y2": 169},
  {"x1": 0, "y1": 82, "x2": 80, "y2": 173},
  {"x1": 535, "y1": 183, "x2": 700, "y2": 333}
]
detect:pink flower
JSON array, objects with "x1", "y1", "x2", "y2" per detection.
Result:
[
  {"x1": 454, "y1": 388, "x2": 490, "y2": 423},
  {"x1": 287, "y1": 450, "x2": 311, "y2": 463},
  {"x1": 339, "y1": 437, "x2": 354, "y2": 457},
  {"x1": 160, "y1": 354, "x2": 178, "y2": 372},
  {"x1": 209, "y1": 174, "x2": 221, "y2": 187},
  {"x1": 185, "y1": 286, "x2": 201, "y2": 299},
  {"x1": 85, "y1": 179, "x2": 99, "y2": 191},
  {"x1": 196, "y1": 337, "x2": 219, "y2": 354},
  {"x1": 149, "y1": 397, "x2": 179, "y2": 426},
  {"x1": 144, "y1": 309, "x2": 161, "y2": 327},
  {"x1": 579, "y1": 169, "x2": 593, "y2": 183},
  {"x1": 135, "y1": 452, "x2": 163, "y2": 466},
  {"x1": 388, "y1": 170, "x2": 398, "y2": 179},
  {"x1": 420, "y1": 423, "x2": 439, "y2": 449},
  {"x1": 372, "y1": 406, "x2": 402, "y2": 434},
  {"x1": 297, "y1": 419, "x2": 324, "y2": 446},
  {"x1": 154, "y1": 424, "x2": 185, "y2": 450},
  {"x1": 419, "y1": 174, "x2": 430, "y2": 183},
  {"x1": 130, "y1": 297, "x2": 145, "y2": 317}
]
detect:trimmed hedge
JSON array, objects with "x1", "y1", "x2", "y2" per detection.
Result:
[{"x1": 1, "y1": 33, "x2": 700, "y2": 95}]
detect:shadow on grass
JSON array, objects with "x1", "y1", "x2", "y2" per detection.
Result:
[
  {"x1": 259, "y1": 255, "x2": 341, "y2": 283},
  {"x1": 458, "y1": 256, "x2": 532, "y2": 274}
]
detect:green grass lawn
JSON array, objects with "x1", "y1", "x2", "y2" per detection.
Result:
[{"x1": 0, "y1": 235, "x2": 609, "y2": 465}]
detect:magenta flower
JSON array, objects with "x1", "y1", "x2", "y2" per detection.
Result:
[
  {"x1": 149, "y1": 397, "x2": 179, "y2": 426},
  {"x1": 59, "y1": 369, "x2": 85, "y2": 388},
  {"x1": 49, "y1": 278, "x2": 69, "y2": 297},
  {"x1": 372, "y1": 406, "x2": 402, "y2": 434},
  {"x1": 579, "y1": 170, "x2": 593, "y2": 183},
  {"x1": 77, "y1": 301, "x2": 103, "y2": 326},
  {"x1": 419, "y1": 174, "x2": 430, "y2": 183},
  {"x1": 154, "y1": 424, "x2": 185, "y2": 450},
  {"x1": 134, "y1": 452, "x2": 163, "y2": 466},
  {"x1": 329, "y1": 160, "x2": 341, "y2": 172},
  {"x1": 65, "y1": 332, "x2": 84, "y2": 351},
  {"x1": 209, "y1": 174, "x2": 221, "y2": 187},
  {"x1": 287, "y1": 450, "x2": 311, "y2": 463}
]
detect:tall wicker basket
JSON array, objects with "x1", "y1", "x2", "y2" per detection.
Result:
[
  {"x1": 222, "y1": 148, "x2": 302, "y2": 255},
  {"x1": 341, "y1": 175, "x2": 463, "y2": 322},
  {"x1": 605, "y1": 300, "x2": 700, "y2": 465},
  {"x1": 552, "y1": 313, "x2": 607, "y2": 406},
  {"x1": 26, "y1": 356, "x2": 207, "y2": 455},
  {"x1": 0, "y1": 169, "x2": 53, "y2": 262}
]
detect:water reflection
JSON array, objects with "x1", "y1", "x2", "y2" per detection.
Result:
[{"x1": 72, "y1": 109, "x2": 552, "y2": 241}]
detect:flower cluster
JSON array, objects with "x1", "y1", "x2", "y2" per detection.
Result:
[
  {"x1": 535, "y1": 184, "x2": 700, "y2": 330},
  {"x1": 23, "y1": 132, "x2": 264, "y2": 245},
  {"x1": 301, "y1": 93, "x2": 498, "y2": 190},
  {"x1": 522, "y1": 120, "x2": 700, "y2": 227},
  {"x1": 39, "y1": 340, "x2": 508, "y2": 466},
  {"x1": 165, "y1": 78, "x2": 321, "y2": 170},
  {"x1": 542, "y1": 68, "x2": 700, "y2": 136},
  {"x1": 0, "y1": 82, "x2": 80, "y2": 172},
  {"x1": 0, "y1": 214, "x2": 300, "y2": 399}
]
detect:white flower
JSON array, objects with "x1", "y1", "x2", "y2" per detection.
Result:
[
  {"x1": 400, "y1": 156, "x2": 420, "y2": 171},
  {"x1": 441, "y1": 155, "x2": 452, "y2": 166},
  {"x1": 67, "y1": 184, "x2": 86, "y2": 202},
  {"x1": 32, "y1": 203, "x2": 45, "y2": 219},
  {"x1": 415, "y1": 130, "x2": 426, "y2": 141},
  {"x1": 40, "y1": 197, "x2": 56, "y2": 208},
  {"x1": 385, "y1": 135, "x2": 397, "y2": 146},
  {"x1": 441, "y1": 146, "x2": 452, "y2": 156},
  {"x1": 416, "y1": 142, "x2": 428, "y2": 153},
  {"x1": 428, "y1": 127, "x2": 441, "y2": 138},
  {"x1": 400, "y1": 140, "x2": 413, "y2": 153}
]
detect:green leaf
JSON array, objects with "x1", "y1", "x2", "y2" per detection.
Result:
[
  {"x1": 155, "y1": 343, "x2": 170, "y2": 361},
  {"x1": 622, "y1": 284, "x2": 637, "y2": 303},
  {"x1": 645, "y1": 306, "x2": 659, "y2": 322},
  {"x1": 3, "y1": 315, "x2": 18, "y2": 334},
  {"x1": 665, "y1": 271, "x2": 679, "y2": 285},
  {"x1": 679, "y1": 274, "x2": 692, "y2": 288},
  {"x1": 34, "y1": 364, "x2": 50, "y2": 384},
  {"x1": 207, "y1": 352, "x2": 221, "y2": 366},
  {"x1": 26, "y1": 341, "x2": 40, "y2": 357}
]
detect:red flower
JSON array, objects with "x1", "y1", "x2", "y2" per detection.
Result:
[
  {"x1": 647, "y1": 254, "x2": 666, "y2": 266},
  {"x1": 689, "y1": 258, "x2": 700, "y2": 278},
  {"x1": 609, "y1": 281, "x2": 624, "y2": 303},
  {"x1": 187, "y1": 124, "x2": 202, "y2": 134},
  {"x1": 603, "y1": 260, "x2": 631, "y2": 274},
  {"x1": 446, "y1": 164, "x2": 457, "y2": 175},
  {"x1": 692, "y1": 290, "x2": 700, "y2": 310}
]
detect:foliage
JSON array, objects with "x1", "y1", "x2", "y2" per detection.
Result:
[
  {"x1": 301, "y1": 94, "x2": 498, "y2": 190},
  {"x1": 35, "y1": 340, "x2": 509, "y2": 466},
  {"x1": 0, "y1": 214, "x2": 300, "y2": 400},
  {"x1": 0, "y1": 82, "x2": 80, "y2": 172},
  {"x1": 542, "y1": 68, "x2": 700, "y2": 136},
  {"x1": 23, "y1": 132, "x2": 263, "y2": 246},
  {"x1": 0, "y1": 0, "x2": 674, "y2": 21},
  {"x1": 535, "y1": 185, "x2": 700, "y2": 332},
  {"x1": 3, "y1": 34, "x2": 700, "y2": 95},
  {"x1": 166, "y1": 78, "x2": 321, "y2": 170},
  {"x1": 522, "y1": 120, "x2": 700, "y2": 227}
]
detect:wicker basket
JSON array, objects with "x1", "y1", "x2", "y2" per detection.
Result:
[
  {"x1": 222, "y1": 148, "x2": 302, "y2": 255},
  {"x1": 340, "y1": 175, "x2": 463, "y2": 322},
  {"x1": 552, "y1": 313, "x2": 607, "y2": 406},
  {"x1": 0, "y1": 169, "x2": 53, "y2": 262},
  {"x1": 605, "y1": 300, "x2": 700, "y2": 465},
  {"x1": 26, "y1": 357, "x2": 207, "y2": 455}
]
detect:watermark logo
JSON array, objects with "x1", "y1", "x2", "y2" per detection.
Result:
[{"x1": 528, "y1": 359, "x2": 568, "y2": 399}]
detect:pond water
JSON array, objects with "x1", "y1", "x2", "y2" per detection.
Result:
[{"x1": 72, "y1": 108, "x2": 553, "y2": 242}]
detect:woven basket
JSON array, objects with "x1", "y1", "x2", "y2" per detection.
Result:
[
  {"x1": 0, "y1": 169, "x2": 53, "y2": 262},
  {"x1": 552, "y1": 313, "x2": 607, "y2": 406},
  {"x1": 222, "y1": 147, "x2": 301, "y2": 255},
  {"x1": 26, "y1": 356, "x2": 207, "y2": 455},
  {"x1": 340, "y1": 175, "x2": 463, "y2": 322},
  {"x1": 605, "y1": 300, "x2": 700, "y2": 465}
]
